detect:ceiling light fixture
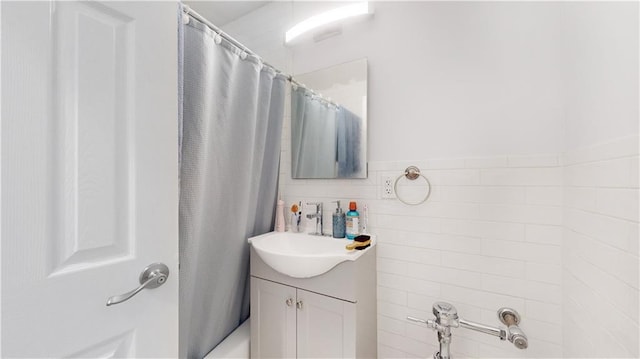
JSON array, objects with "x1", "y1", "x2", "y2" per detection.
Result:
[{"x1": 285, "y1": 2, "x2": 372, "y2": 44}]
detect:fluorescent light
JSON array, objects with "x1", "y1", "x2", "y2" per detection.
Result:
[{"x1": 285, "y1": 2, "x2": 370, "y2": 43}]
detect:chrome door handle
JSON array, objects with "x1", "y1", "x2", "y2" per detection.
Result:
[{"x1": 106, "y1": 263, "x2": 169, "y2": 306}]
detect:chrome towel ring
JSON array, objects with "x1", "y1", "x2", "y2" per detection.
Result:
[{"x1": 394, "y1": 166, "x2": 432, "y2": 205}]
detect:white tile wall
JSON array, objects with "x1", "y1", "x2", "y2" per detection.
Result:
[
  {"x1": 278, "y1": 90, "x2": 638, "y2": 359},
  {"x1": 279, "y1": 123, "x2": 564, "y2": 357},
  {"x1": 562, "y1": 135, "x2": 639, "y2": 358}
]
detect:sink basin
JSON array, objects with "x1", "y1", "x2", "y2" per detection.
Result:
[{"x1": 248, "y1": 232, "x2": 375, "y2": 278}]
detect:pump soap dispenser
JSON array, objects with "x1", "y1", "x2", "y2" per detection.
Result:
[
  {"x1": 346, "y1": 201, "x2": 360, "y2": 240},
  {"x1": 332, "y1": 201, "x2": 346, "y2": 238}
]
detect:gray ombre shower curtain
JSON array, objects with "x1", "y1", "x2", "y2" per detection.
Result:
[
  {"x1": 291, "y1": 87, "x2": 338, "y2": 178},
  {"x1": 178, "y1": 14, "x2": 285, "y2": 359}
]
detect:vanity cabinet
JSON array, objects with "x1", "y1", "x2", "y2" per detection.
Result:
[
  {"x1": 249, "y1": 245, "x2": 376, "y2": 358},
  {"x1": 251, "y1": 277, "x2": 355, "y2": 358}
]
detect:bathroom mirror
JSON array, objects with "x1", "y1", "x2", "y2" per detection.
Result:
[{"x1": 291, "y1": 58, "x2": 368, "y2": 179}]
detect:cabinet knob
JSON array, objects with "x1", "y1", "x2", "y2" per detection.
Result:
[
  {"x1": 286, "y1": 298, "x2": 293, "y2": 307},
  {"x1": 296, "y1": 300, "x2": 303, "y2": 310}
]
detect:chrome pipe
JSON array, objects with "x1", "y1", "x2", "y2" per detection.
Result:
[{"x1": 459, "y1": 319, "x2": 506, "y2": 340}]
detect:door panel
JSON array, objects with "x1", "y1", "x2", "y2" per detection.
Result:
[
  {"x1": 251, "y1": 277, "x2": 297, "y2": 358},
  {"x1": 1, "y1": 1, "x2": 178, "y2": 357},
  {"x1": 52, "y1": 0, "x2": 136, "y2": 275},
  {"x1": 296, "y1": 289, "x2": 356, "y2": 358}
]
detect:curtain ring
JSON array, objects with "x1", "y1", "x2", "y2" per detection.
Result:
[
  {"x1": 214, "y1": 33, "x2": 222, "y2": 45},
  {"x1": 393, "y1": 166, "x2": 431, "y2": 205}
]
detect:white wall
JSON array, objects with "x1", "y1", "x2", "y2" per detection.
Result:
[
  {"x1": 217, "y1": 2, "x2": 639, "y2": 357},
  {"x1": 560, "y1": 2, "x2": 639, "y2": 357},
  {"x1": 562, "y1": 2, "x2": 639, "y2": 151},
  {"x1": 292, "y1": 2, "x2": 566, "y2": 161}
]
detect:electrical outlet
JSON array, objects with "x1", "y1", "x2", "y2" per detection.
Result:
[{"x1": 381, "y1": 176, "x2": 395, "y2": 199}]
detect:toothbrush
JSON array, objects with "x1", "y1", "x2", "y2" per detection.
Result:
[
  {"x1": 291, "y1": 203, "x2": 299, "y2": 232},
  {"x1": 362, "y1": 204, "x2": 368, "y2": 234}
]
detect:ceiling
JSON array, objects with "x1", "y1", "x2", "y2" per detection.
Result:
[{"x1": 184, "y1": 1, "x2": 271, "y2": 27}]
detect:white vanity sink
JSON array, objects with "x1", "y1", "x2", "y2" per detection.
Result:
[{"x1": 248, "y1": 231, "x2": 375, "y2": 278}]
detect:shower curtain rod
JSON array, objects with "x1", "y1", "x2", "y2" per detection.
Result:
[
  {"x1": 182, "y1": 5, "x2": 287, "y2": 78},
  {"x1": 181, "y1": 5, "x2": 341, "y2": 108}
]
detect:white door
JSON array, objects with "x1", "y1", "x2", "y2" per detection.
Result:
[
  {"x1": 250, "y1": 277, "x2": 296, "y2": 358},
  {"x1": 296, "y1": 289, "x2": 355, "y2": 358},
  {"x1": 1, "y1": 1, "x2": 178, "y2": 357}
]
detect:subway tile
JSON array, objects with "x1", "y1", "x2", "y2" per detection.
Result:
[
  {"x1": 525, "y1": 300, "x2": 562, "y2": 324},
  {"x1": 440, "y1": 284, "x2": 526, "y2": 313},
  {"x1": 563, "y1": 270, "x2": 639, "y2": 356},
  {"x1": 378, "y1": 286, "x2": 408, "y2": 306},
  {"x1": 440, "y1": 186, "x2": 526, "y2": 205},
  {"x1": 424, "y1": 158, "x2": 466, "y2": 170},
  {"x1": 279, "y1": 140, "x2": 637, "y2": 359},
  {"x1": 464, "y1": 156, "x2": 508, "y2": 169},
  {"x1": 525, "y1": 262, "x2": 561, "y2": 285},
  {"x1": 405, "y1": 321, "x2": 432, "y2": 344},
  {"x1": 595, "y1": 187, "x2": 639, "y2": 221},
  {"x1": 481, "y1": 273, "x2": 561, "y2": 304},
  {"x1": 564, "y1": 207, "x2": 639, "y2": 254},
  {"x1": 564, "y1": 253, "x2": 639, "y2": 321},
  {"x1": 378, "y1": 300, "x2": 409, "y2": 320},
  {"x1": 564, "y1": 186, "x2": 598, "y2": 212},
  {"x1": 442, "y1": 219, "x2": 525, "y2": 242},
  {"x1": 378, "y1": 330, "x2": 436, "y2": 358},
  {"x1": 371, "y1": 199, "x2": 479, "y2": 220},
  {"x1": 564, "y1": 157, "x2": 639, "y2": 188},
  {"x1": 525, "y1": 186, "x2": 563, "y2": 206},
  {"x1": 481, "y1": 238, "x2": 561, "y2": 264},
  {"x1": 563, "y1": 135, "x2": 639, "y2": 165},
  {"x1": 516, "y1": 339, "x2": 562, "y2": 358},
  {"x1": 477, "y1": 204, "x2": 563, "y2": 225},
  {"x1": 377, "y1": 243, "x2": 442, "y2": 265},
  {"x1": 476, "y1": 343, "x2": 528, "y2": 358},
  {"x1": 480, "y1": 167, "x2": 562, "y2": 186},
  {"x1": 378, "y1": 257, "x2": 409, "y2": 276},
  {"x1": 406, "y1": 262, "x2": 483, "y2": 290},
  {"x1": 378, "y1": 272, "x2": 441, "y2": 297},
  {"x1": 438, "y1": 234, "x2": 483, "y2": 254},
  {"x1": 378, "y1": 344, "x2": 407, "y2": 359},
  {"x1": 376, "y1": 214, "x2": 441, "y2": 233},
  {"x1": 440, "y1": 251, "x2": 526, "y2": 279},
  {"x1": 378, "y1": 315, "x2": 406, "y2": 336},
  {"x1": 435, "y1": 169, "x2": 481, "y2": 186},
  {"x1": 369, "y1": 161, "x2": 401, "y2": 172},
  {"x1": 406, "y1": 292, "x2": 439, "y2": 313},
  {"x1": 524, "y1": 224, "x2": 563, "y2": 246},
  {"x1": 375, "y1": 230, "x2": 482, "y2": 255},
  {"x1": 523, "y1": 320, "x2": 563, "y2": 347},
  {"x1": 565, "y1": 229, "x2": 639, "y2": 289},
  {"x1": 508, "y1": 154, "x2": 559, "y2": 168}
]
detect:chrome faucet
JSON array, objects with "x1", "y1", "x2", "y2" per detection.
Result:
[
  {"x1": 408, "y1": 302, "x2": 528, "y2": 359},
  {"x1": 306, "y1": 202, "x2": 324, "y2": 236}
]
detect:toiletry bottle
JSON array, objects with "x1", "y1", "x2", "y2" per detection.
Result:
[
  {"x1": 332, "y1": 201, "x2": 346, "y2": 238},
  {"x1": 346, "y1": 201, "x2": 359, "y2": 240},
  {"x1": 275, "y1": 199, "x2": 285, "y2": 232},
  {"x1": 361, "y1": 204, "x2": 369, "y2": 234}
]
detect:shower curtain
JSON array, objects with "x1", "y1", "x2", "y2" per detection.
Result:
[
  {"x1": 291, "y1": 86, "x2": 362, "y2": 178},
  {"x1": 178, "y1": 14, "x2": 286, "y2": 359},
  {"x1": 291, "y1": 87, "x2": 338, "y2": 178}
]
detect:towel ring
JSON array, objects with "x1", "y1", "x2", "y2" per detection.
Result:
[{"x1": 394, "y1": 166, "x2": 432, "y2": 205}]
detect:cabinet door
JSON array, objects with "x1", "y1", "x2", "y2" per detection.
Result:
[
  {"x1": 251, "y1": 277, "x2": 297, "y2": 358},
  {"x1": 296, "y1": 289, "x2": 356, "y2": 358}
]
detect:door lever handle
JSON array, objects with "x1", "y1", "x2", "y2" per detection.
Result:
[{"x1": 106, "y1": 263, "x2": 169, "y2": 306}]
